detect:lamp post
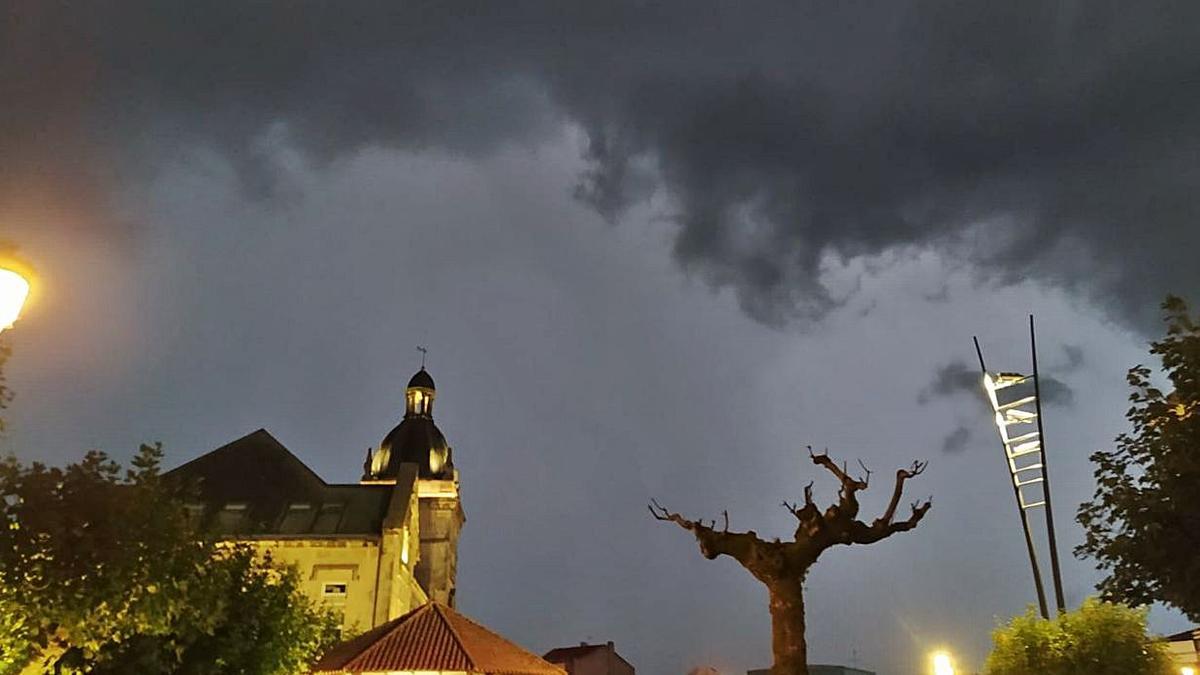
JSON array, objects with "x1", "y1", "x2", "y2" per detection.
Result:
[{"x1": 0, "y1": 265, "x2": 30, "y2": 332}]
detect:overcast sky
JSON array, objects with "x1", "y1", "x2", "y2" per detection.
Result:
[{"x1": 2, "y1": 3, "x2": 1198, "y2": 674}]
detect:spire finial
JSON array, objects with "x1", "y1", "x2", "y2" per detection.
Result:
[{"x1": 416, "y1": 345, "x2": 428, "y2": 369}]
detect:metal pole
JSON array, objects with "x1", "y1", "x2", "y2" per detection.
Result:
[
  {"x1": 975, "y1": 336, "x2": 1050, "y2": 619},
  {"x1": 1030, "y1": 316, "x2": 1067, "y2": 614}
]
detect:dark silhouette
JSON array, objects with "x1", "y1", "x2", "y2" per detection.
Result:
[{"x1": 651, "y1": 448, "x2": 932, "y2": 675}]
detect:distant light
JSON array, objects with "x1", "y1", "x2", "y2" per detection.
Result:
[
  {"x1": 1181, "y1": 667, "x2": 1196, "y2": 675},
  {"x1": 932, "y1": 651, "x2": 954, "y2": 675},
  {"x1": 0, "y1": 267, "x2": 29, "y2": 330}
]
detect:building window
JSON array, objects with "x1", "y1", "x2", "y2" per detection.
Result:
[
  {"x1": 183, "y1": 503, "x2": 205, "y2": 526},
  {"x1": 312, "y1": 503, "x2": 344, "y2": 534},
  {"x1": 277, "y1": 502, "x2": 314, "y2": 534},
  {"x1": 214, "y1": 502, "x2": 248, "y2": 533},
  {"x1": 322, "y1": 583, "x2": 348, "y2": 598}
]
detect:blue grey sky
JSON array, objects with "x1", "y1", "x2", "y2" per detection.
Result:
[{"x1": 2, "y1": 3, "x2": 1198, "y2": 674}]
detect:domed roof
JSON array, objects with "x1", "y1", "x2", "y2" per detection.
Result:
[
  {"x1": 377, "y1": 416, "x2": 452, "y2": 479},
  {"x1": 408, "y1": 368, "x2": 435, "y2": 390}
]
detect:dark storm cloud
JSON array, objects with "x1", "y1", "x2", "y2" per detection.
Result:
[{"x1": 4, "y1": 1, "x2": 1200, "y2": 328}]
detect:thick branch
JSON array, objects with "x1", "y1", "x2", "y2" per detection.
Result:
[
  {"x1": 650, "y1": 499, "x2": 757, "y2": 563},
  {"x1": 852, "y1": 498, "x2": 933, "y2": 544},
  {"x1": 808, "y1": 446, "x2": 868, "y2": 518},
  {"x1": 878, "y1": 460, "x2": 927, "y2": 526},
  {"x1": 800, "y1": 450, "x2": 933, "y2": 549}
]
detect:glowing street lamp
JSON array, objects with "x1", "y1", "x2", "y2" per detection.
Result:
[
  {"x1": 931, "y1": 651, "x2": 955, "y2": 675},
  {"x1": 0, "y1": 266, "x2": 30, "y2": 331}
]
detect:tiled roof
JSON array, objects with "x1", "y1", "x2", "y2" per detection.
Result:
[
  {"x1": 165, "y1": 429, "x2": 412, "y2": 536},
  {"x1": 312, "y1": 602, "x2": 565, "y2": 675}
]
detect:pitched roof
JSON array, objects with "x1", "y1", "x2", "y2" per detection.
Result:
[
  {"x1": 165, "y1": 429, "x2": 409, "y2": 537},
  {"x1": 312, "y1": 602, "x2": 565, "y2": 675}
]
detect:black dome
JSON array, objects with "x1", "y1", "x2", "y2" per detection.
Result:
[
  {"x1": 378, "y1": 417, "x2": 452, "y2": 479},
  {"x1": 408, "y1": 368, "x2": 435, "y2": 390}
]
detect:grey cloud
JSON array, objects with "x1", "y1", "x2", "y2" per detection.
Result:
[
  {"x1": 917, "y1": 360, "x2": 982, "y2": 405},
  {"x1": 4, "y1": 2, "x2": 1200, "y2": 330},
  {"x1": 919, "y1": 358, "x2": 1074, "y2": 406},
  {"x1": 1058, "y1": 344, "x2": 1085, "y2": 372},
  {"x1": 1036, "y1": 376, "x2": 1075, "y2": 407},
  {"x1": 941, "y1": 425, "x2": 972, "y2": 454}
]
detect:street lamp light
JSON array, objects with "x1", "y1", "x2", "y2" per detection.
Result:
[
  {"x1": 931, "y1": 651, "x2": 954, "y2": 675},
  {"x1": 1181, "y1": 667, "x2": 1195, "y2": 675},
  {"x1": 0, "y1": 266, "x2": 30, "y2": 331}
]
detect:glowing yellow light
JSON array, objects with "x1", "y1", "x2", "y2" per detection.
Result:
[
  {"x1": 401, "y1": 527, "x2": 410, "y2": 565},
  {"x1": 0, "y1": 267, "x2": 30, "y2": 330},
  {"x1": 1181, "y1": 667, "x2": 1195, "y2": 675},
  {"x1": 932, "y1": 651, "x2": 954, "y2": 675}
]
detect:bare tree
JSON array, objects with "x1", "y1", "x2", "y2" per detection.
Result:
[{"x1": 650, "y1": 447, "x2": 932, "y2": 675}]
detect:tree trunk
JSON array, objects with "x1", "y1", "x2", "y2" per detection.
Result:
[{"x1": 767, "y1": 578, "x2": 808, "y2": 675}]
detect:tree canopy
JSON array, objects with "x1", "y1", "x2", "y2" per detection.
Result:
[
  {"x1": 1077, "y1": 295, "x2": 1200, "y2": 620},
  {"x1": 0, "y1": 443, "x2": 339, "y2": 674},
  {"x1": 984, "y1": 598, "x2": 1173, "y2": 675}
]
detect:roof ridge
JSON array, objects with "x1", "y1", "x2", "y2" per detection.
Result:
[
  {"x1": 165, "y1": 428, "x2": 331, "y2": 487},
  {"x1": 432, "y1": 602, "x2": 478, "y2": 670}
]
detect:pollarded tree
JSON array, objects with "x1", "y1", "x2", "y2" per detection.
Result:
[
  {"x1": 1077, "y1": 295, "x2": 1200, "y2": 620},
  {"x1": 650, "y1": 448, "x2": 931, "y2": 675}
]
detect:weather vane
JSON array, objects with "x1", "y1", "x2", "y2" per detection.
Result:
[{"x1": 416, "y1": 345, "x2": 428, "y2": 369}]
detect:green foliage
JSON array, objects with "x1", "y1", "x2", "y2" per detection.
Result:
[
  {"x1": 0, "y1": 445, "x2": 339, "y2": 674},
  {"x1": 1077, "y1": 295, "x2": 1200, "y2": 620},
  {"x1": 984, "y1": 598, "x2": 1173, "y2": 675}
]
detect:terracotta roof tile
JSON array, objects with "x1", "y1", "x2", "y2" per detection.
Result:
[{"x1": 312, "y1": 603, "x2": 565, "y2": 675}]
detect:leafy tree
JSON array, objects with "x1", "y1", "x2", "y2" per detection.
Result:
[
  {"x1": 1077, "y1": 295, "x2": 1200, "y2": 620},
  {"x1": 984, "y1": 598, "x2": 1173, "y2": 675},
  {"x1": 0, "y1": 444, "x2": 339, "y2": 674}
]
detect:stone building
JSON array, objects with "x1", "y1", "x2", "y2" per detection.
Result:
[
  {"x1": 167, "y1": 367, "x2": 465, "y2": 633},
  {"x1": 543, "y1": 642, "x2": 635, "y2": 675}
]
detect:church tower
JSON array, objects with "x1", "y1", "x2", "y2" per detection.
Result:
[{"x1": 362, "y1": 367, "x2": 465, "y2": 606}]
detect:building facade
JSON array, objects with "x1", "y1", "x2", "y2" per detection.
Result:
[
  {"x1": 1166, "y1": 628, "x2": 1200, "y2": 672},
  {"x1": 167, "y1": 368, "x2": 465, "y2": 633}
]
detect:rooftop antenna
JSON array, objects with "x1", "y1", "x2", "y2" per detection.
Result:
[{"x1": 417, "y1": 345, "x2": 428, "y2": 369}]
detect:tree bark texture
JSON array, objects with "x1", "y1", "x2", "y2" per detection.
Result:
[{"x1": 768, "y1": 578, "x2": 808, "y2": 675}]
